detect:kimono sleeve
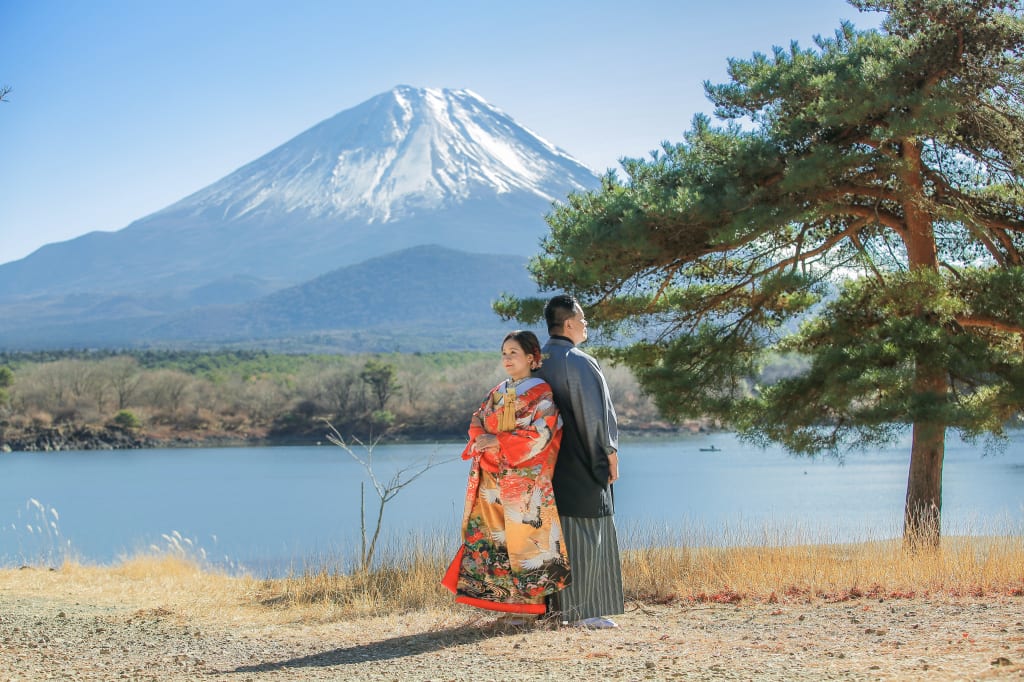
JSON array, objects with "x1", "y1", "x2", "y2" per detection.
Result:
[{"x1": 460, "y1": 389, "x2": 493, "y2": 460}]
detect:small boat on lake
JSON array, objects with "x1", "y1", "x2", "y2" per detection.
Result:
[{"x1": 699, "y1": 445, "x2": 721, "y2": 452}]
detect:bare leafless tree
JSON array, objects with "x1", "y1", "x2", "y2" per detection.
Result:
[
  {"x1": 325, "y1": 421, "x2": 455, "y2": 571},
  {"x1": 95, "y1": 356, "x2": 142, "y2": 411},
  {"x1": 140, "y1": 369, "x2": 193, "y2": 414}
]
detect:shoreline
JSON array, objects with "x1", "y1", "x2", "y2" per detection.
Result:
[{"x1": 0, "y1": 423, "x2": 717, "y2": 453}]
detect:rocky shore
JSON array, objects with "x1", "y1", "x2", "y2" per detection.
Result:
[{"x1": 0, "y1": 424, "x2": 259, "y2": 453}]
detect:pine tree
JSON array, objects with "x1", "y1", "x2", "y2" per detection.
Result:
[{"x1": 499, "y1": 0, "x2": 1024, "y2": 547}]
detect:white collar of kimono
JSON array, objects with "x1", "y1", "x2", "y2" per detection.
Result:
[{"x1": 504, "y1": 376, "x2": 543, "y2": 393}]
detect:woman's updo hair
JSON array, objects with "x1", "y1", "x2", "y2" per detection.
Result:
[{"x1": 503, "y1": 330, "x2": 543, "y2": 369}]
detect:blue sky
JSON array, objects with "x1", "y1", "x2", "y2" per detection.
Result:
[{"x1": 0, "y1": 0, "x2": 883, "y2": 265}]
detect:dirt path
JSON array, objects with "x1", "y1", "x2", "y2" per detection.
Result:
[{"x1": 2, "y1": 577, "x2": 1023, "y2": 681}]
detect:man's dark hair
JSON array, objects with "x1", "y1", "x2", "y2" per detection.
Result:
[{"x1": 544, "y1": 294, "x2": 579, "y2": 334}]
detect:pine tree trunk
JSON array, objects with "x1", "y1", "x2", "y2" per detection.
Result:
[
  {"x1": 900, "y1": 139, "x2": 946, "y2": 549},
  {"x1": 903, "y1": 366, "x2": 945, "y2": 549}
]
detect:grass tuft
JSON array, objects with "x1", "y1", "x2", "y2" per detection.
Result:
[{"x1": 253, "y1": 531, "x2": 453, "y2": 620}]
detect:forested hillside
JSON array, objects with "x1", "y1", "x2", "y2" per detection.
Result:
[{"x1": 0, "y1": 350, "x2": 704, "y2": 451}]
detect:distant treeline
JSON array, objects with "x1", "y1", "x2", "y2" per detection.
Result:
[{"x1": 0, "y1": 349, "x2": 702, "y2": 448}]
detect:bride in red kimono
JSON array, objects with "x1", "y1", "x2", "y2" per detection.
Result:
[{"x1": 442, "y1": 330, "x2": 570, "y2": 621}]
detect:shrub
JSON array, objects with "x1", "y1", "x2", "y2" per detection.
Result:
[{"x1": 111, "y1": 409, "x2": 141, "y2": 430}]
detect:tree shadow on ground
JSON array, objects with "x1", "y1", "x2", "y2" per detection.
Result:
[{"x1": 228, "y1": 620, "x2": 532, "y2": 673}]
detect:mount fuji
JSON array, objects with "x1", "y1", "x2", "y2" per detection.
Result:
[{"x1": 0, "y1": 86, "x2": 602, "y2": 350}]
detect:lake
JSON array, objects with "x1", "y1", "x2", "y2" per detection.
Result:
[{"x1": 2, "y1": 431, "x2": 1022, "y2": 577}]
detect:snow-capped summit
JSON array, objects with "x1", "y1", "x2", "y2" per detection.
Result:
[
  {"x1": 0, "y1": 86, "x2": 601, "y2": 300},
  {"x1": 183, "y1": 85, "x2": 595, "y2": 223}
]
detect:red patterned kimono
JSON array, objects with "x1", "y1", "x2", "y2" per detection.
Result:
[{"x1": 442, "y1": 376, "x2": 571, "y2": 614}]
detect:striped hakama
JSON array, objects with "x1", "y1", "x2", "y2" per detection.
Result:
[{"x1": 547, "y1": 515, "x2": 624, "y2": 621}]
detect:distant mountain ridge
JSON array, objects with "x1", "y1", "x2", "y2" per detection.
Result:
[
  {"x1": 0, "y1": 86, "x2": 598, "y2": 352},
  {"x1": 148, "y1": 245, "x2": 545, "y2": 350},
  {"x1": 0, "y1": 245, "x2": 544, "y2": 351}
]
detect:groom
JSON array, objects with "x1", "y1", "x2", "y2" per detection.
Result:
[{"x1": 535, "y1": 293, "x2": 623, "y2": 629}]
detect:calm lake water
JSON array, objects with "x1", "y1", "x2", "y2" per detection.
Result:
[{"x1": 2, "y1": 431, "x2": 1022, "y2": 576}]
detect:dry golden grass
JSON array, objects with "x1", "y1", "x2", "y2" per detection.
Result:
[
  {"x1": 1, "y1": 555, "x2": 271, "y2": 623},
  {"x1": 621, "y1": 535, "x2": 1024, "y2": 604},
  {"x1": 247, "y1": 525, "x2": 1024, "y2": 621},
  {"x1": 251, "y1": 533, "x2": 455, "y2": 622},
  {"x1": 3, "y1": 527, "x2": 1022, "y2": 626}
]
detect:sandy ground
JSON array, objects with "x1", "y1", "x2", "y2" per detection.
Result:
[{"x1": 1, "y1": 568, "x2": 1023, "y2": 681}]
